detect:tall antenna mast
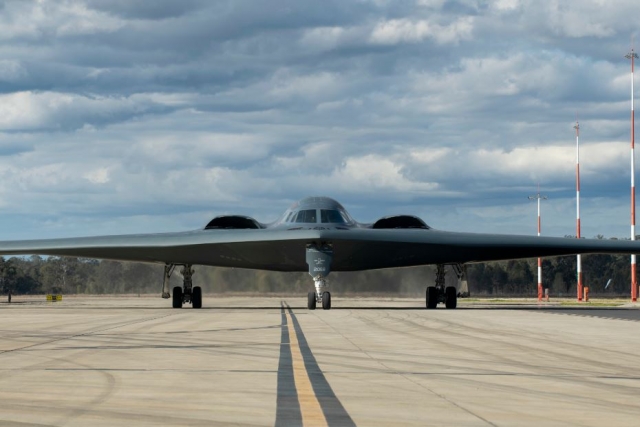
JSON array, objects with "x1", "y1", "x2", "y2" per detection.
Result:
[
  {"x1": 575, "y1": 118, "x2": 583, "y2": 301},
  {"x1": 529, "y1": 187, "x2": 547, "y2": 301},
  {"x1": 626, "y1": 46, "x2": 638, "y2": 302}
]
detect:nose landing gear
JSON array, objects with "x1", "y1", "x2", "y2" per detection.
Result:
[{"x1": 306, "y1": 244, "x2": 333, "y2": 310}]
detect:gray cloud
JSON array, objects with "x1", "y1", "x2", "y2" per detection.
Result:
[{"x1": 0, "y1": 0, "x2": 639, "y2": 241}]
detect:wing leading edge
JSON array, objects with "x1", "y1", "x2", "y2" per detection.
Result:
[{"x1": 0, "y1": 228, "x2": 638, "y2": 272}]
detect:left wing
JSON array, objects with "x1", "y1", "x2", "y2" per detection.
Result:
[{"x1": 0, "y1": 229, "x2": 319, "y2": 271}]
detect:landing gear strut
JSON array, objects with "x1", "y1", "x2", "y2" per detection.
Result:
[
  {"x1": 452, "y1": 263, "x2": 470, "y2": 298},
  {"x1": 162, "y1": 264, "x2": 174, "y2": 299},
  {"x1": 425, "y1": 264, "x2": 458, "y2": 309},
  {"x1": 163, "y1": 263, "x2": 202, "y2": 309},
  {"x1": 307, "y1": 277, "x2": 332, "y2": 310}
]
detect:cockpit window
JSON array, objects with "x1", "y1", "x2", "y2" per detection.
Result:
[
  {"x1": 294, "y1": 209, "x2": 317, "y2": 223},
  {"x1": 320, "y1": 209, "x2": 347, "y2": 224},
  {"x1": 285, "y1": 212, "x2": 294, "y2": 222}
]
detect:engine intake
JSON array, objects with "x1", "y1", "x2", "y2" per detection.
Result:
[
  {"x1": 204, "y1": 215, "x2": 263, "y2": 230},
  {"x1": 372, "y1": 215, "x2": 430, "y2": 229}
]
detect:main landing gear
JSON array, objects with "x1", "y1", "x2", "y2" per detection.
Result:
[
  {"x1": 426, "y1": 264, "x2": 458, "y2": 309},
  {"x1": 162, "y1": 263, "x2": 202, "y2": 309}
]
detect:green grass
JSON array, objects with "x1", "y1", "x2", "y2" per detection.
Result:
[
  {"x1": 459, "y1": 297, "x2": 631, "y2": 307},
  {"x1": 559, "y1": 300, "x2": 626, "y2": 307},
  {"x1": 459, "y1": 298, "x2": 539, "y2": 304}
]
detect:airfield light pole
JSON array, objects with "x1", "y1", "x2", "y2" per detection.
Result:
[
  {"x1": 626, "y1": 48, "x2": 638, "y2": 302},
  {"x1": 529, "y1": 189, "x2": 547, "y2": 301},
  {"x1": 575, "y1": 119, "x2": 583, "y2": 301}
]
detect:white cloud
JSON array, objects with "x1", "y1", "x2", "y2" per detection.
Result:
[
  {"x1": 0, "y1": 0, "x2": 124, "y2": 41},
  {"x1": 299, "y1": 26, "x2": 348, "y2": 51},
  {"x1": 409, "y1": 142, "x2": 628, "y2": 183},
  {"x1": 332, "y1": 155, "x2": 438, "y2": 194},
  {"x1": 84, "y1": 167, "x2": 110, "y2": 184},
  {"x1": 541, "y1": 1, "x2": 615, "y2": 38},
  {"x1": 55, "y1": 2, "x2": 124, "y2": 36},
  {"x1": 128, "y1": 132, "x2": 273, "y2": 167},
  {"x1": 268, "y1": 70, "x2": 344, "y2": 100},
  {"x1": 369, "y1": 17, "x2": 474, "y2": 45},
  {"x1": 0, "y1": 91, "x2": 170, "y2": 131},
  {"x1": 484, "y1": 0, "x2": 639, "y2": 39},
  {"x1": 415, "y1": 0, "x2": 447, "y2": 8},
  {"x1": 491, "y1": 0, "x2": 521, "y2": 12}
]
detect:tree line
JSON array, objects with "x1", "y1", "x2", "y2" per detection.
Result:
[{"x1": 0, "y1": 243, "x2": 634, "y2": 297}]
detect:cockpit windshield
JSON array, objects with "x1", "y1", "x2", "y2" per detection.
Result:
[
  {"x1": 320, "y1": 209, "x2": 347, "y2": 224},
  {"x1": 282, "y1": 197, "x2": 355, "y2": 225},
  {"x1": 293, "y1": 209, "x2": 317, "y2": 223}
]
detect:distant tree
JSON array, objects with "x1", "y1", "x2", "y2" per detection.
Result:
[
  {"x1": 0, "y1": 258, "x2": 17, "y2": 294},
  {"x1": 94, "y1": 261, "x2": 125, "y2": 294},
  {"x1": 552, "y1": 272, "x2": 565, "y2": 296}
]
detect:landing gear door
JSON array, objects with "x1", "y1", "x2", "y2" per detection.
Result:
[
  {"x1": 452, "y1": 264, "x2": 470, "y2": 297},
  {"x1": 306, "y1": 245, "x2": 333, "y2": 278}
]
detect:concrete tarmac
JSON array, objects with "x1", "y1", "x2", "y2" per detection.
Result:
[{"x1": 0, "y1": 296, "x2": 639, "y2": 426}]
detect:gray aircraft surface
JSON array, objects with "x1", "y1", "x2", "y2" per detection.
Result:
[{"x1": 0, "y1": 196, "x2": 638, "y2": 310}]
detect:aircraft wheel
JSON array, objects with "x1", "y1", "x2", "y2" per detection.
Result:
[
  {"x1": 445, "y1": 286, "x2": 457, "y2": 309},
  {"x1": 426, "y1": 286, "x2": 438, "y2": 309},
  {"x1": 322, "y1": 291, "x2": 331, "y2": 310},
  {"x1": 172, "y1": 286, "x2": 183, "y2": 309},
  {"x1": 192, "y1": 286, "x2": 202, "y2": 309},
  {"x1": 307, "y1": 291, "x2": 316, "y2": 310}
]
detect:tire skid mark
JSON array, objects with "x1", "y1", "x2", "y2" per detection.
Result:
[
  {"x1": 0, "y1": 313, "x2": 180, "y2": 386},
  {"x1": 360, "y1": 310, "x2": 640, "y2": 415},
  {"x1": 0, "y1": 313, "x2": 178, "y2": 357},
  {"x1": 49, "y1": 355, "x2": 119, "y2": 427},
  {"x1": 375, "y1": 310, "x2": 636, "y2": 380},
  {"x1": 393, "y1": 311, "x2": 638, "y2": 388},
  {"x1": 315, "y1": 309, "x2": 498, "y2": 427},
  {"x1": 397, "y1": 311, "x2": 640, "y2": 385},
  {"x1": 409, "y1": 309, "x2": 640, "y2": 361},
  {"x1": 0, "y1": 400, "x2": 256, "y2": 427},
  {"x1": 0, "y1": 313, "x2": 181, "y2": 425}
]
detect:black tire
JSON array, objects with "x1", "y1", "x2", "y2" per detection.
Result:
[
  {"x1": 426, "y1": 286, "x2": 438, "y2": 309},
  {"x1": 172, "y1": 286, "x2": 183, "y2": 309},
  {"x1": 445, "y1": 286, "x2": 457, "y2": 309},
  {"x1": 307, "y1": 291, "x2": 316, "y2": 310},
  {"x1": 322, "y1": 291, "x2": 331, "y2": 310},
  {"x1": 192, "y1": 286, "x2": 202, "y2": 309}
]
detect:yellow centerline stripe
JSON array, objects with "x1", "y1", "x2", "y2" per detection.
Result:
[{"x1": 286, "y1": 310, "x2": 328, "y2": 427}]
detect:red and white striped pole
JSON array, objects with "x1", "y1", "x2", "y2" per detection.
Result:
[
  {"x1": 626, "y1": 48, "x2": 638, "y2": 302},
  {"x1": 529, "y1": 189, "x2": 547, "y2": 301},
  {"x1": 575, "y1": 119, "x2": 583, "y2": 301}
]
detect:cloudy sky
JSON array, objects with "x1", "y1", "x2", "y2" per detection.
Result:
[{"x1": 0, "y1": 0, "x2": 639, "y2": 240}]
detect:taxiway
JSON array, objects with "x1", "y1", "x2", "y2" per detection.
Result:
[{"x1": 0, "y1": 297, "x2": 638, "y2": 426}]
